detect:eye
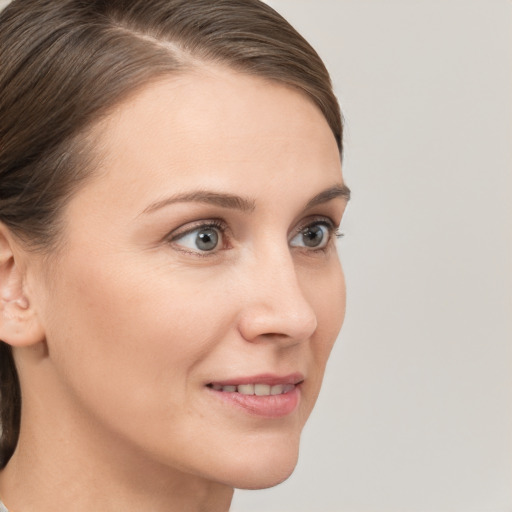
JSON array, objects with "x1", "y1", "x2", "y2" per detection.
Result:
[
  {"x1": 172, "y1": 223, "x2": 224, "y2": 253},
  {"x1": 290, "y1": 222, "x2": 333, "y2": 249}
]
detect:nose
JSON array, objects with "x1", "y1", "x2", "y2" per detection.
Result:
[{"x1": 237, "y1": 248, "x2": 318, "y2": 345}]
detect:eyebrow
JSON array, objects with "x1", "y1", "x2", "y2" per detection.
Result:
[
  {"x1": 141, "y1": 183, "x2": 350, "y2": 215},
  {"x1": 142, "y1": 190, "x2": 256, "y2": 214},
  {"x1": 303, "y1": 184, "x2": 351, "y2": 209}
]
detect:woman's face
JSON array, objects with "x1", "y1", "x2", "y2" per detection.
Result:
[{"x1": 31, "y1": 67, "x2": 348, "y2": 489}]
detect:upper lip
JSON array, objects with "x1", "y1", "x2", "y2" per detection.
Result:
[{"x1": 207, "y1": 372, "x2": 304, "y2": 387}]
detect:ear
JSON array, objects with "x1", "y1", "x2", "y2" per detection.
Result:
[{"x1": 0, "y1": 223, "x2": 45, "y2": 347}]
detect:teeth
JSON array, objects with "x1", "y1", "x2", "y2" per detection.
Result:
[
  {"x1": 238, "y1": 384, "x2": 255, "y2": 395},
  {"x1": 254, "y1": 384, "x2": 271, "y2": 396},
  {"x1": 211, "y1": 383, "x2": 296, "y2": 395},
  {"x1": 270, "y1": 384, "x2": 284, "y2": 395}
]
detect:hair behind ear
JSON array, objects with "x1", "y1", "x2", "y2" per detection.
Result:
[
  {"x1": 0, "y1": 223, "x2": 43, "y2": 469},
  {"x1": 0, "y1": 341, "x2": 21, "y2": 468}
]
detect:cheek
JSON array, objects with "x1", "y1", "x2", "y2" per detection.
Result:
[
  {"x1": 291, "y1": 259, "x2": 345, "y2": 425},
  {"x1": 41, "y1": 255, "x2": 232, "y2": 424},
  {"x1": 304, "y1": 259, "x2": 346, "y2": 365}
]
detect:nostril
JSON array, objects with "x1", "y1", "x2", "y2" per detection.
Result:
[
  {"x1": 237, "y1": 308, "x2": 317, "y2": 345},
  {"x1": 236, "y1": 261, "x2": 318, "y2": 343}
]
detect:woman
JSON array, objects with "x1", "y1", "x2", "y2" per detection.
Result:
[{"x1": 0, "y1": 0, "x2": 350, "y2": 510}]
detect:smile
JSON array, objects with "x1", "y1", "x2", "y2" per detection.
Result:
[
  {"x1": 207, "y1": 383, "x2": 296, "y2": 395},
  {"x1": 206, "y1": 374, "x2": 304, "y2": 417}
]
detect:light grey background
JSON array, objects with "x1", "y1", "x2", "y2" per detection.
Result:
[
  {"x1": 233, "y1": 1, "x2": 512, "y2": 511},
  {"x1": 1, "y1": 1, "x2": 510, "y2": 511}
]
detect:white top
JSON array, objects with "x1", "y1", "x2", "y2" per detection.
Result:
[{"x1": 0, "y1": 500, "x2": 7, "y2": 512}]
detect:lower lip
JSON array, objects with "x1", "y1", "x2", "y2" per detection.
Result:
[{"x1": 207, "y1": 385, "x2": 301, "y2": 418}]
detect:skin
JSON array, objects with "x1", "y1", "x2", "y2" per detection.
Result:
[{"x1": 0, "y1": 66, "x2": 348, "y2": 512}]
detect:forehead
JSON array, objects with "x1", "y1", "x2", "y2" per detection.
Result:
[{"x1": 80, "y1": 67, "x2": 342, "y2": 213}]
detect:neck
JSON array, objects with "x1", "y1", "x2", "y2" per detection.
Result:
[{"x1": 1, "y1": 435, "x2": 233, "y2": 512}]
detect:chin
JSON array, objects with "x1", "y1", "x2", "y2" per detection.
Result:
[
  {"x1": 219, "y1": 438, "x2": 301, "y2": 490},
  {"x1": 234, "y1": 466, "x2": 296, "y2": 490}
]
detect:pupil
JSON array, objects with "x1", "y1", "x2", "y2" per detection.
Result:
[
  {"x1": 303, "y1": 225, "x2": 324, "y2": 247},
  {"x1": 196, "y1": 228, "x2": 218, "y2": 251}
]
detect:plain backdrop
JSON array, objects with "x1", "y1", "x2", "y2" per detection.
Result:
[
  {"x1": 1, "y1": 1, "x2": 510, "y2": 511},
  {"x1": 232, "y1": 1, "x2": 512, "y2": 511}
]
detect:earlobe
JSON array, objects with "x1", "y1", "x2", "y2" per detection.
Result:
[{"x1": 0, "y1": 224, "x2": 45, "y2": 347}]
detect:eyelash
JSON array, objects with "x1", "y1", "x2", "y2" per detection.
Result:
[
  {"x1": 295, "y1": 219, "x2": 344, "y2": 242},
  {"x1": 167, "y1": 217, "x2": 343, "y2": 257}
]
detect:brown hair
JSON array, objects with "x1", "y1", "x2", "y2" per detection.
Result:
[{"x1": 0, "y1": 0, "x2": 343, "y2": 468}]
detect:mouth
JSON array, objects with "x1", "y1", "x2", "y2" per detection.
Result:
[
  {"x1": 207, "y1": 382, "x2": 297, "y2": 396},
  {"x1": 205, "y1": 373, "x2": 304, "y2": 418}
]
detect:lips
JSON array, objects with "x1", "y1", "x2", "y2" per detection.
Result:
[{"x1": 206, "y1": 373, "x2": 303, "y2": 417}]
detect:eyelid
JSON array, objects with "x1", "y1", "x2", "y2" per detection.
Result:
[
  {"x1": 291, "y1": 215, "x2": 338, "y2": 238},
  {"x1": 167, "y1": 219, "x2": 227, "y2": 241}
]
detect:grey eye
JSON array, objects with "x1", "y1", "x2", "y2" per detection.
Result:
[
  {"x1": 176, "y1": 227, "x2": 220, "y2": 252},
  {"x1": 195, "y1": 228, "x2": 219, "y2": 251},
  {"x1": 290, "y1": 224, "x2": 329, "y2": 249}
]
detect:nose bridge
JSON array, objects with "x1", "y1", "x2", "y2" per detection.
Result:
[{"x1": 237, "y1": 240, "x2": 318, "y2": 343}]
